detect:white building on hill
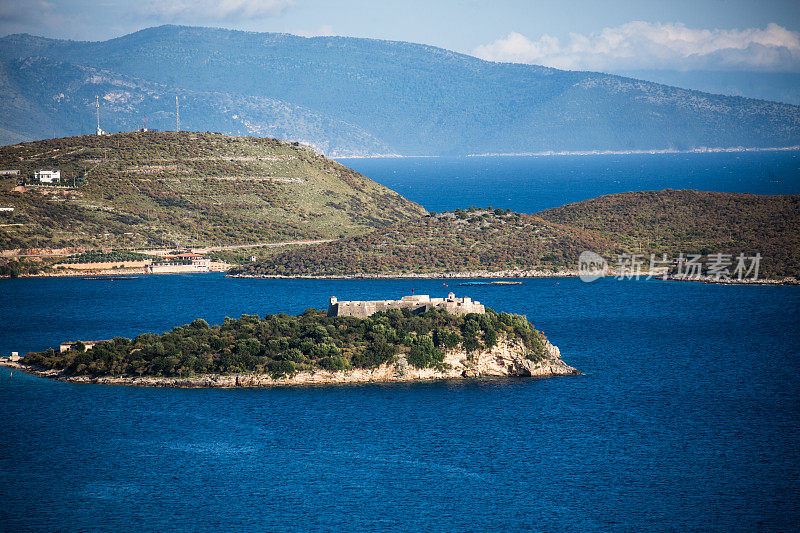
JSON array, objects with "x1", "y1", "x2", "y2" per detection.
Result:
[{"x1": 35, "y1": 169, "x2": 61, "y2": 183}]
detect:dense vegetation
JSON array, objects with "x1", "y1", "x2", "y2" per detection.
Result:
[
  {"x1": 2, "y1": 26, "x2": 799, "y2": 153},
  {"x1": 233, "y1": 191, "x2": 800, "y2": 279},
  {"x1": 231, "y1": 208, "x2": 616, "y2": 276},
  {"x1": 538, "y1": 190, "x2": 800, "y2": 278},
  {"x1": 24, "y1": 308, "x2": 548, "y2": 378},
  {"x1": 0, "y1": 132, "x2": 426, "y2": 250},
  {"x1": 56, "y1": 250, "x2": 158, "y2": 264}
]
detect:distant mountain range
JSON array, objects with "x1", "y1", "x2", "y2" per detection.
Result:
[
  {"x1": 617, "y1": 70, "x2": 800, "y2": 107},
  {"x1": 2, "y1": 25, "x2": 799, "y2": 156}
]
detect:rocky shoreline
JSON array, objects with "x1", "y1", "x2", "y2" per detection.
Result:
[
  {"x1": 0, "y1": 339, "x2": 580, "y2": 388},
  {"x1": 659, "y1": 274, "x2": 799, "y2": 286},
  {"x1": 228, "y1": 269, "x2": 799, "y2": 285},
  {"x1": 228, "y1": 269, "x2": 585, "y2": 280}
]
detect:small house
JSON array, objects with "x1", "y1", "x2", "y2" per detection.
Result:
[{"x1": 35, "y1": 169, "x2": 61, "y2": 184}]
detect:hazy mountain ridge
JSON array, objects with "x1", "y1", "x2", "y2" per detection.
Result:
[
  {"x1": 1, "y1": 25, "x2": 799, "y2": 154},
  {"x1": 618, "y1": 70, "x2": 800, "y2": 106},
  {"x1": 0, "y1": 56, "x2": 393, "y2": 155}
]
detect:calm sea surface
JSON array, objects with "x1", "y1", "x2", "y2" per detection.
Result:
[
  {"x1": 341, "y1": 151, "x2": 800, "y2": 213},
  {"x1": 2, "y1": 154, "x2": 800, "y2": 531}
]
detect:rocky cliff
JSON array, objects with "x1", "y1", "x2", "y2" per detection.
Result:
[{"x1": 3, "y1": 338, "x2": 579, "y2": 388}]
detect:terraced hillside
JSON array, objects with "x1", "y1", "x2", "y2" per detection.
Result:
[{"x1": 0, "y1": 132, "x2": 426, "y2": 250}]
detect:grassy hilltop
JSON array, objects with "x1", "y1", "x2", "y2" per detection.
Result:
[
  {"x1": 233, "y1": 191, "x2": 800, "y2": 279},
  {"x1": 0, "y1": 132, "x2": 426, "y2": 250}
]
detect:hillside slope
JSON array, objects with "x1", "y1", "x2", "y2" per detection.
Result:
[
  {"x1": 538, "y1": 190, "x2": 800, "y2": 277},
  {"x1": 232, "y1": 192, "x2": 800, "y2": 278},
  {"x1": 1, "y1": 26, "x2": 799, "y2": 154},
  {"x1": 0, "y1": 132, "x2": 426, "y2": 250},
  {"x1": 231, "y1": 208, "x2": 617, "y2": 276}
]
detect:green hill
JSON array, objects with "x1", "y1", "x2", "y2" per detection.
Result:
[
  {"x1": 231, "y1": 208, "x2": 617, "y2": 276},
  {"x1": 0, "y1": 132, "x2": 426, "y2": 250},
  {"x1": 232, "y1": 191, "x2": 800, "y2": 279},
  {"x1": 538, "y1": 190, "x2": 800, "y2": 277}
]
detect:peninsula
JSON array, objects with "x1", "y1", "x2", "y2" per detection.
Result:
[
  {"x1": 231, "y1": 191, "x2": 800, "y2": 281},
  {"x1": 3, "y1": 295, "x2": 579, "y2": 387}
]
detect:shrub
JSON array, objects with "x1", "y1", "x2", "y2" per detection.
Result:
[
  {"x1": 407, "y1": 334, "x2": 444, "y2": 369},
  {"x1": 268, "y1": 360, "x2": 296, "y2": 378}
]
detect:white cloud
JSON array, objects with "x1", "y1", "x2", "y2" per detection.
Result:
[
  {"x1": 473, "y1": 22, "x2": 800, "y2": 72},
  {"x1": 142, "y1": 0, "x2": 293, "y2": 22},
  {"x1": 0, "y1": 0, "x2": 55, "y2": 23},
  {"x1": 295, "y1": 25, "x2": 335, "y2": 38}
]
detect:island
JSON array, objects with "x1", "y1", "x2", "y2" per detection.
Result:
[{"x1": 2, "y1": 294, "x2": 579, "y2": 387}]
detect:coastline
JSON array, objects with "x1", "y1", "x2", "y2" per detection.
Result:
[
  {"x1": 5, "y1": 264, "x2": 796, "y2": 285},
  {"x1": 0, "y1": 339, "x2": 580, "y2": 388},
  {"x1": 333, "y1": 145, "x2": 800, "y2": 159},
  {"x1": 5, "y1": 268, "x2": 796, "y2": 285},
  {"x1": 5, "y1": 262, "x2": 231, "y2": 278},
  {"x1": 228, "y1": 268, "x2": 586, "y2": 280},
  {"x1": 659, "y1": 274, "x2": 800, "y2": 286},
  {"x1": 466, "y1": 145, "x2": 800, "y2": 157},
  {"x1": 227, "y1": 269, "x2": 799, "y2": 285}
]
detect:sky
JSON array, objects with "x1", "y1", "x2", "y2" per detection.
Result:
[{"x1": 1, "y1": 0, "x2": 799, "y2": 73}]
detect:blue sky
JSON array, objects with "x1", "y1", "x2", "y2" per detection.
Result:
[{"x1": 1, "y1": 0, "x2": 799, "y2": 72}]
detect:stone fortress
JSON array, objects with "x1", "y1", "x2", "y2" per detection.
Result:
[{"x1": 328, "y1": 293, "x2": 485, "y2": 319}]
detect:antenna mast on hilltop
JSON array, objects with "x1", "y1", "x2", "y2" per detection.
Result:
[
  {"x1": 176, "y1": 96, "x2": 180, "y2": 132},
  {"x1": 95, "y1": 95, "x2": 102, "y2": 135}
]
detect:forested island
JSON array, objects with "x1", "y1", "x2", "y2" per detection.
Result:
[{"x1": 11, "y1": 306, "x2": 578, "y2": 387}]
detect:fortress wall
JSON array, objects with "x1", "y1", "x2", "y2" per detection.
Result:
[
  {"x1": 329, "y1": 295, "x2": 485, "y2": 319},
  {"x1": 59, "y1": 260, "x2": 150, "y2": 270}
]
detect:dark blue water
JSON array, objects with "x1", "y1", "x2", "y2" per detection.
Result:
[
  {"x1": 1, "y1": 274, "x2": 799, "y2": 531},
  {"x1": 2, "y1": 153, "x2": 800, "y2": 530},
  {"x1": 340, "y1": 152, "x2": 800, "y2": 213}
]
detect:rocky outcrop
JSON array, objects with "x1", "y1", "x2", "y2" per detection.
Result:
[{"x1": 2, "y1": 337, "x2": 579, "y2": 388}]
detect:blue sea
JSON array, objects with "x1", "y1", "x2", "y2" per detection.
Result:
[
  {"x1": 341, "y1": 151, "x2": 800, "y2": 213},
  {"x1": 2, "y1": 153, "x2": 800, "y2": 531}
]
